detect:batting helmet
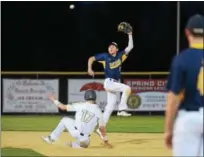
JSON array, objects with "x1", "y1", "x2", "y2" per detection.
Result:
[{"x1": 84, "y1": 90, "x2": 97, "y2": 101}]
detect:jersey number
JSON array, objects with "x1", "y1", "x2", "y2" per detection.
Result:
[
  {"x1": 197, "y1": 62, "x2": 204, "y2": 96},
  {"x1": 81, "y1": 110, "x2": 94, "y2": 123}
]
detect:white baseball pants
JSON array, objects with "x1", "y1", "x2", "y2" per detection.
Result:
[
  {"x1": 103, "y1": 78, "x2": 131, "y2": 125},
  {"x1": 173, "y1": 107, "x2": 203, "y2": 156},
  {"x1": 50, "y1": 117, "x2": 90, "y2": 148}
]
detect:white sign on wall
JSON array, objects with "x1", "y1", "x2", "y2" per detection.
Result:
[{"x1": 3, "y1": 79, "x2": 59, "y2": 113}]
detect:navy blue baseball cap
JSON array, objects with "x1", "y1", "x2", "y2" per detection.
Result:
[
  {"x1": 186, "y1": 14, "x2": 204, "y2": 35},
  {"x1": 109, "y1": 42, "x2": 119, "y2": 48}
]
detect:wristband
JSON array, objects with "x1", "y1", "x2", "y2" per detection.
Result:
[{"x1": 53, "y1": 100, "x2": 60, "y2": 106}]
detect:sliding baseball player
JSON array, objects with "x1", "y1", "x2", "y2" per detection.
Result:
[
  {"x1": 87, "y1": 23, "x2": 133, "y2": 139},
  {"x1": 165, "y1": 14, "x2": 204, "y2": 156},
  {"x1": 42, "y1": 90, "x2": 112, "y2": 148}
]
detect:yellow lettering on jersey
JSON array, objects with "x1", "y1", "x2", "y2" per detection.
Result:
[
  {"x1": 109, "y1": 59, "x2": 121, "y2": 69},
  {"x1": 197, "y1": 62, "x2": 204, "y2": 96}
]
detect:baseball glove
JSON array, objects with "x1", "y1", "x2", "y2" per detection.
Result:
[{"x1": 118, "y1": 22, "x2": 132, "y2": 34}]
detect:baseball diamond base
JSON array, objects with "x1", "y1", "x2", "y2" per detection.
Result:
[{"x1": 2, "y1": 131, "x2": 172, "y2": 156}]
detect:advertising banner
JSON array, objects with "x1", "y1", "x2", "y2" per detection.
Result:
[
  {"x1": 3, "y1": 79, "x2": 59, "y2": 113},
  {"x1": 124, "y1": 79, "x2": 168, "y2": 111}
]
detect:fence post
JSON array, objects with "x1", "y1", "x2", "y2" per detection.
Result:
[{"x1": 149, "y1": 73, "x2": 152, "y2": 116}]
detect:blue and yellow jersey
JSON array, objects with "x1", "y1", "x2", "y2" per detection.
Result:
[
  {"x1": 167, "y1": 44, "x2": 204, "y2": 111},
  {"x1": 94, "y1": 50, "x2": 128, "y2": 80}
]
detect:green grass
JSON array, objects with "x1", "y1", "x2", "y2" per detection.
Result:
[
  {"x1": 1, "y1": 115, "x2": 62, "y2": 131},
  {"x1": 1, "y1": 115, "x2": 165, "y2": 133},
  {"x1": 108, "y1": 116, "x2": 164, "y2": 133},
  {"x1": 1, "y1": 147, "x2": 45, "y2": 156}
]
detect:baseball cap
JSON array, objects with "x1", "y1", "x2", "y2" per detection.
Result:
[
  {"x1": 185, "y1": 14, "x2": 204, "y2": 35},
  {"x1": 110, "y1": 42, "x2": 119, "y2": 48}
]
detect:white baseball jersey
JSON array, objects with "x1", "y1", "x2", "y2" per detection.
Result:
[{"x1": 69, "y1": 102, "x2": 104, "y2": 135}]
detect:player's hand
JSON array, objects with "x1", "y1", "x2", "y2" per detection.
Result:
[
  {"x1": 103, "y1": 140, "x2": 113, "y2": 149},
  {"x1": 164, "y1": 131, "x2": 173, "y2": 149},
  {"x1": 88, "y1": 68, "x2": 94, "y2": 76},
  {"x1": 48, "y1": 94, "x2": 57, "y2": 101},
  {"x1": 58, "y1": 104, "x2": 67, "y2": 110}
]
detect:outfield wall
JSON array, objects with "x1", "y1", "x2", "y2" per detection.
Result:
[{"x1": 1, "y1": 71, "x2": 169, "y2": 115}]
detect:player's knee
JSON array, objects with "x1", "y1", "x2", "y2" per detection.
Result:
[
  {"x1": 61, "y1": 117, "x2": 70, "y2": 124},
  {"x1": 60, "y1": 118, "x2": 66, "y2": 124},
  {"x1": 124, "y1": 85, "x2": 131, "y2": 96},
  {"x1": 80, "y1": 140, "x2": 90, "y2": 148},
  {"x1": 105, "y1": 88, "x2": 115, "y2": 93}
]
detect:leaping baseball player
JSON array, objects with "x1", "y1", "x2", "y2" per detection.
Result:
[
  {"x1": 165, "y1": 14, "x2": 204, "y2": 156},
  {"x1": 42, "y1": 90, "x2": 112, "y2": 149},
  {"x1": 87, "y1": 22, "x2": 133, "y2": 138}
]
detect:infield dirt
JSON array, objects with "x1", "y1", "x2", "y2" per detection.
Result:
[{"x1": 2, "y1": 131, "x2": 172, "y2": 156}]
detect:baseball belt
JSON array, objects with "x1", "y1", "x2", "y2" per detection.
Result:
[{"x1": 74, "y1": 126, "x2": 91, "y2": 137}]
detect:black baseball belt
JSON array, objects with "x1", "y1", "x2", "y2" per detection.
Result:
[{"x1": 74, "y1": 126, "x2": 91, "y2": 137}]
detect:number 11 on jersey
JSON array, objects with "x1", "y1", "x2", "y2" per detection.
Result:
[{"x1": 81, "y1": 110, "x2": 95, "y2": 123}]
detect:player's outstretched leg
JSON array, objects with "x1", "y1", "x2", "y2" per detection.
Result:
[
  {"x1": 104, "y1": 79, "x2": 131, "y2": 117},
  {"x1": 117, "y1": 84, "x2": 131, "y2": 116},
  {"x1": 41, "y1": 135, "x2": 54, "y2": 144},
  {"x1": 41, "y1": 117, "x2": 69, "y2": 144},
  {"x1": 96, "y1": 91, "x2": 117, "y2": 140},
  {"x1": 103, "y1": 91, "x2": 117, "y2": 125}
]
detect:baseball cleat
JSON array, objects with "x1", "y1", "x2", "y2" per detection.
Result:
[
  {"x1": 96, "y1": 128, "x2": 104, "y2": 141},
  {"x1": 117, "y1": 111, "x2": 132, "y2": 117},
  {"x1": 41, "y1": 136, "x2": 54, "y2": 144}
]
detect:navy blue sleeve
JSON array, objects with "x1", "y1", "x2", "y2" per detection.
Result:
[
  {"x1": 118, "y1": 50, "x2": 128, "y2": 62},
  {"x1": 118, "y1": 50, "x2": 126, "y2": 56},
  {"x1": 167, "y1": 56, "x2": 184, "y2": 94},
  {"x1": 94, "y1": 53, "x2": 106, "y2": 61}
]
